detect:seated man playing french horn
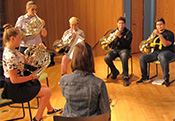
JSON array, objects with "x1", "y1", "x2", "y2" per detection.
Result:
[
  {"x1": 137, "y1": 18, "x2": 175, "y2": 87},
  {"x1": 60, "y1": 17, "x2": 85, "y2": 75},
  {"x1": 104, "y1": 17, "x2": 132, "y2": 86}
]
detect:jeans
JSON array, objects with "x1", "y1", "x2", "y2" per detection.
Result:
[
  {"x1": 104, "y1": 49, "x2": 131, "y2": 77},
  {"x1": 140, "y1": 50, "x2": 175, "y2": 79}
]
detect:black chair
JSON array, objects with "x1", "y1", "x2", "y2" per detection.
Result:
[
  {"x1": 0, "y1": 88, "x2": 33, "y2": 121},
  {"x1": 107, "y1": 55, "x2": 133, "y2": 78},
  {"x1": 53, "y1": 113, "x2": 111, "y2": 121}
]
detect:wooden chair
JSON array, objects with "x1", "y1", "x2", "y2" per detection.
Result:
[
  {"x1": 107, "y1": 55, "x2": 133, "y2": 78},
  {"x1": 53, "y1": 113, "x2": 111, "y2": 121}
]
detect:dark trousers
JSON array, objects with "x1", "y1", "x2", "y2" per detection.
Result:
[{"x1": 104, "y1": 49, "x2": 131, "y2": 77}]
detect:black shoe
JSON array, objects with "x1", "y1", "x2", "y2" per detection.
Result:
[
  {"x1": 162, "y1": 78, "x2": 170, "y2": 87},
  {"x1": 136, "y1": 77, "x2": 151, "y2": 84},
  {"x1": 47, "y1": 108, "x2": 63, "y2": 116},
  {"x1": 111, "y1": 70, "x2": 119, "y2": 79},
  {"x1": 123, "y1": 76, "x2": 130, "y2": 86}
]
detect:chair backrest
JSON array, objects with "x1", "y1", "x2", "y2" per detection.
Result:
[{"x1": 53, "y1": 113, "x2": 110, "y2": 121}]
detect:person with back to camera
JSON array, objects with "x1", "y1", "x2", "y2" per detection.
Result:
[
  {"x1": 2, "y1": 24, "x2": 62, "y2": 121},
  {"x1": 136, "y1": 18, "x2": 175, "y2": 87},
  {"x1": 60, "y1": 41, "x2": 111, "y2": 117},
  {"x1": 15, "y1": 1, "x2": 47, "y2": 54},
  {"x1": 60, "y1": 17, "x2": 85, "y2": 75}
]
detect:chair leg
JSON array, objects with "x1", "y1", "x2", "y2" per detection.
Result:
[
  {"x1": 27, "y1": 101, "x2": 33, "y2": 121},
  {"x1": 150, "y1": 64, "x2": 158, "y2": 79},
  {"x1": 6, "y1": 103, "x2": 25, "y2": 121},
  {"x1": 46, "y1": 77, "x2": 49, "y2": 87},
  {"x1": 129, "y1": 56, "x2": 133, "y2": 78},
  {"x1": 107, "y1": 66, "x2": 111, "y2": 78}
]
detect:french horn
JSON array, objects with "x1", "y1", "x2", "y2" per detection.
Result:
[
  {"x1": 53, "y1": 30, "x2": 75, "y2": 53},
  {"x1": 99, "y1": 29, "x2": 119, "y2": 50},
  {"x1": 139, "y1": 32, "x2": 156, "y2": 54},
  {"x1": 21, "y1": 13, "x2": 44, "y2": 38},
  {"x1": 24, "y1": 45, "x2": 50, "y2": 78}
]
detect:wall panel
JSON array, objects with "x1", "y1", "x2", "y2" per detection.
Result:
[{"x1": 156, "y1": 0, "x2": 175, "y2": 34}]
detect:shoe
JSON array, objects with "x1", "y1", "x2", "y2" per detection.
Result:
[
  {"x1": 111, "y1": 70, "x2": 119, "y2": 79},
  {"x1": 123, "y1": 76, "x2": 130, "y2": 86},
  {"x1": 47, "y1": 108, "x2": 63, "y2": 116},
  {"x1": 162, "y1": 78, "x2": 170, "y2": 87},
  {"x1": 136, "y1": 77, "x2": 151, "y2": 84},
  {"x1": 32, "y1": 117, "x2": 43, "y2": 121}
]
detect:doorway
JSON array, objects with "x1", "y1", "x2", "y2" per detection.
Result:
[{"x1": 124, "y1": 0, "x2": 156, "y2": 53}]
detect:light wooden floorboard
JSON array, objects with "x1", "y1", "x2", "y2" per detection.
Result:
[{"x1": 0, "y1": 53, "x2": 175, "y2": 121}]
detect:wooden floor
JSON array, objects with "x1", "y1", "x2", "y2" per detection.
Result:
[{"x1": 0, "y1": 53, "x2": 175, "y2": 121}]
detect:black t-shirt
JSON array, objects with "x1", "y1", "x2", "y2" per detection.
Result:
[{"x1": 154, "y1": 29, "x2": 174, "y2": 52}]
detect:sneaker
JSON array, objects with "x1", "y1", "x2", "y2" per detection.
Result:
[
  {"x1": 123, "y1": 76, "x2": 130, "y2": 86},
  {"x1": 111, "y1": 70, "x2": 119, "y2": 79},
  {"x1": 32, "y1": 117, "x2": 43, "y2": 121},
  {"x1": 136, "y1": 77, "x2": 151, "y2": 84},
  {"x1": 47, "y1": 108, "x2": 63, "y2": 116},
  {"x1": 162, "y1": 78, "x2": 170, "y2": 87}
]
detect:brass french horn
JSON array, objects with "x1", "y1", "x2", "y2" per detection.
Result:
[
  {"x1": 99, "y1": 29, "x2": 119, "y2": 50},
  {"x1": 139, "y1": 32, "x2": 156, "y2": 54},
  {"x1": 21, "y1": 13, "x2": 44, "y2": 38},
  {"x1": 24, "y1": 45, "x2": 50, "y2": 78},
  {"x1": 53, "y1": 29, "x2": 75, "y2": 53}
]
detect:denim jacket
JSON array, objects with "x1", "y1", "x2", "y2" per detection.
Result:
[{"x1": 60, "y1": 70, "x2": 111, "y2": 117}]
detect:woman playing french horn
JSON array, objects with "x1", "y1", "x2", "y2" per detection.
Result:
[
  {"x1": 2, "y1": 24, "x2": 62, "y2": 121},
  {"x1": 15, "y1": 1, "x2": 47, "y2": 54}
]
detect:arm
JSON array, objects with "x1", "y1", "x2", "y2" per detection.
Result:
[
  {"x1": 99, "y1": 81, "x2": 111, "y2": 114},
  {"x1": 153, "y1": 29, "x2": 172, "y2": 47},
  {"x1": 23, "y1": 55, "x2": 30, "y2": 65},
  {"x1": 8, "y1": 69, "x2": 37, "y2": 84},
  {"x1": 40, "y1": 19, "x2": 47, "y2": 37}
]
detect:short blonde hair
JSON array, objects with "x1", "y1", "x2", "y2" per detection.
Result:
[{"x1": 69, "y1": 17, "x2": 79, "y2": 25}]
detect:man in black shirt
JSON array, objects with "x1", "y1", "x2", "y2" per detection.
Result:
[
  {"x1": 137, "y1": 18, "x2": 175, "y2": 87},
  {"x1": 104, "y1": 17, "x2": 132, "y2": 86}
]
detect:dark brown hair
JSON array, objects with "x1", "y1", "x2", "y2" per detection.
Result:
[
  {"x1": 71, "y1": 42, "x2": 95, "y2": 73},
  {"x1": 117, "y1": 17, "x2": 126, "y2": 23},
  {"x1": 3, "y1": 24, "x2": 20, "y2": 46},
  {"x1": 155, "y1": 17, "x2": 165, "y2": 24}
]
